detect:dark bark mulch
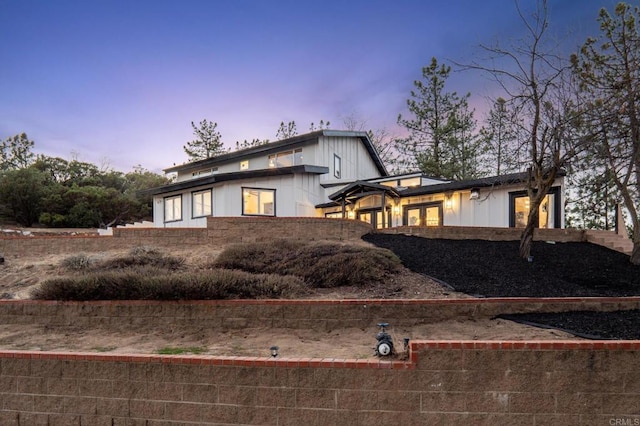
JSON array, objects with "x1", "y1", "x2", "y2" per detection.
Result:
[
  {"x1": 497, "y1": 310, "x2": 640, "y2": 340},
  {"x1": 363, "y1": 233, "x2": 640, "y2": 339}
]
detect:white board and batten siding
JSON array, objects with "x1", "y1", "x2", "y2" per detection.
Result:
[{"x1": 317, "y1": 135, "x2": 382, "y2": 184}]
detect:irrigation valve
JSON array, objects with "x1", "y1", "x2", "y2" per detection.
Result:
[{"x1": 375, "y1": 322, "x2": 394, "y2": 357}]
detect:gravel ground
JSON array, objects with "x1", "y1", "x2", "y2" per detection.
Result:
[{"x1": 363, "y1": 233, "x2": 640, "y2": 339}]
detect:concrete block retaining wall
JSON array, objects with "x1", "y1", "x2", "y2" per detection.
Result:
[
  {"x1": 1, "y1": 340, "x2": 638, "y2": 425},
  {"x1": 1, "y1": 298, "x2": 640, "y2": 331},
  {"x1": 0, "y1": 218, "x2": 372, "y2": 259}
]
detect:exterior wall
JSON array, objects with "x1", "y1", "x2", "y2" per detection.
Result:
[
  {"x1": 1, "y1": 340, "x2": 638, "y2": 425},
  {"x1": 317, "y1": 135, "x2": 382, "y2": 186},
  {"x1": 332, "y1": 177, "x2": 565, "y2": 229},
  {"x1": 153, "y1": 174, "x2": 327, "y2": 227},
  {"x1": 174, "y1": 141, "x2": 319, "y2": 183},
  {"x1": 444, "y1": 188, "x2": 510, "y2": 227}
]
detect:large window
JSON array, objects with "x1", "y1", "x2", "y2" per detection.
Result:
[
  {"x1": 509, "y1": 187, "x2": 561, "y2": 228},
  {"x1": 403, "y1": 202, "x2": 443, "y2": 227},
  {"x1": 242, "y1": 187, "x2": 275, "y2": 216},
  {"x1": 192, "y1": 189, "x2": 212, "y2": 218},
  {"x1": 164, "y1": 195, "x2": 182, "y2": 222},
  {"x1": 268, "y1": 149, "x2": 303, "y2": 168}
]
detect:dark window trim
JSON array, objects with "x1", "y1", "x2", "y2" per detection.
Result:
[
  {"x1": 163, "y1": 194, "x2": 183, "y2": 223},
  {"x1": 191, "y1": 188, "x2": 213, "y2": 219},
  {"x1": 508, "y1": 186, "x2": 561, "y2": 228},
  {"x1": 334, "y1": 154, "x2": 341, "y2": 179},
  {"x1": 357, "y1": 207, "x2": 392, "y2": 229},
  {"x1": 241, "y1": 186, "x2": 276, "y2": 217},
  {"x1": 402, "y1": 201, "x2": 443, "y2": 226}
]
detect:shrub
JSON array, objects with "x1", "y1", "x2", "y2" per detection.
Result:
[
  {"x1": 214, "y1": 240, "x2": 402, "y2": 288},
  {"x1": 213, "y1": 239, "x2": 305, "y2": 273},
  {"x1": 282, "y1": 242, "x2": 403, "y2": 288},
  {"x1": 99, "y1": 246, "x2": 185, "y2": 271},
  {"x1": 30, "y1": 268, "x2": 304, "y2": 301},
  {"x1": 61, "y1": 254, "x2": 93, "y2": 271}
]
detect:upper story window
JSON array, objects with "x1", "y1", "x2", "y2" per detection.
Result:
[
  {"x1": 240, "y1": 160, "x2": 249, "y2": 170},
  {"x1": 269, "y1": 149, "x2": 303, "y2": 168},
  {"x1": 164, "y1": 195, "x2": 182, "y2": 222},
  {"x1": 334, "y1": 154, "x2": 341, "y2": 179},
  {"x1": 192, "y1": 189, "x2": 212, "y2": 218},
  {"x1": 191, "y1": 168, "x2": 218, "y2": 177}
]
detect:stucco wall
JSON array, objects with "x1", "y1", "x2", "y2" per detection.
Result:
[{"x1": 1, "y1": 340, "x2": 638, "y2": 425}]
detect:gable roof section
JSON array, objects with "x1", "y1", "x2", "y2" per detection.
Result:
[
  {"x1": 164, "y1": 130, "x2": 387, "y2": 176},
  {"x1": 142, "y1": 165, "x2": 329, "y2": 196},
  {"x1": 328, "y1": 180, "x2": 400, "y2": 202},
  {"x1": 315, "y1": 180, "x2": 401, "y2": 208}
]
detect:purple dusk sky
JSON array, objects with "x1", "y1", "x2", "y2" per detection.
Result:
[{"x1": 0, "y1": 0, "x2": 627, "y2": 173}]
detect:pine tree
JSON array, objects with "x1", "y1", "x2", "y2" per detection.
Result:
[{"x1": 183, "y1": 120, "x2": 226, "y2": 161}]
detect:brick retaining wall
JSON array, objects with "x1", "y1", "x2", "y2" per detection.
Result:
[
  {"x1": 1, "y1": 340, "x2": 638, "y2": 425},
  {"x1": 2, "y1": 298, "x2": 639, "y2": 331},
  {"x1": 0, "y1": 218, "x2": 372, "y2": 259}
]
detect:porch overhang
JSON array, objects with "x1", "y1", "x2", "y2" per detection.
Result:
[{"x1": 323, "y1": 181, "x2": 401, "y2": 226}]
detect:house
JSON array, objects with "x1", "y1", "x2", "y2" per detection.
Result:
[{"x1": 145, "y1": 130, "x2": 565, "y2": 229}]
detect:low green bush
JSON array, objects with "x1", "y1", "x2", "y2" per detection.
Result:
[{"x1": 31, "y1": 268, "x2": 304, "y2": 301}]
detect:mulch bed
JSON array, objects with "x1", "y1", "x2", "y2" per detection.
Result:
[{"x1": 363, "y1": 233, "x2": 640, "y2": 339}]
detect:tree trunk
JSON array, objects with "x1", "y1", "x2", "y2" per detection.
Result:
[
  {"x1": 519, "y1": 219, "x2": 536, "y2": 259},
  {"x1": 519, "y1": 189, "x2": 545, "y2": 260},
  {"x1": 631, "y1": 241, "x2": 640, "y2": 266}
]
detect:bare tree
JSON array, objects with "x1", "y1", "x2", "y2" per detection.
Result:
[
  {"x1": 460, "y1": 0, "x2": 586, "y2": 259},
  {"x1": 341, "y1": 113, "x2": 397, "y2": 171}
]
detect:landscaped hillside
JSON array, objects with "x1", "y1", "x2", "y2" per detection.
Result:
[{"x1": 363, "y1": 234, "x2": 640, "y2": 298}]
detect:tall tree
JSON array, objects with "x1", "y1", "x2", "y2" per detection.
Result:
[
  {"x1": 183, "y1": 120, "x2": 226, "y2": 161},
  {"x1": 572, "y1": 2, "x2": 640, "y2": 264},
  {"x1": 479, "y1": 98, "x2": 523, "y2": 175},
  {"x1": 0, "y1": 167, "x2": 50, "y2": 226},
  {"x1": 1, "y1": 133, "x2": 35, "y2": 170},
  {"x1": 565, "y1": 163, "x2": 618, "y2": 230},
  {"x1": 396, "y1": 57, "x2": 481, "y2": 179},
  {"x1": 462, "y1": 1, "x2": 585, "y2": 259},
  {"x1": 276, "y1": 121, "x2": 298, "y2": 139},
  {"x1": 308, "y1": 120, "x2": 331, "y2": 131},
  {"x1": 441, "y1": 97, "x2": 483, "y2": 180},
  {"x1": 234, "y1": 139, "x2": 269, "y2": 150}
]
